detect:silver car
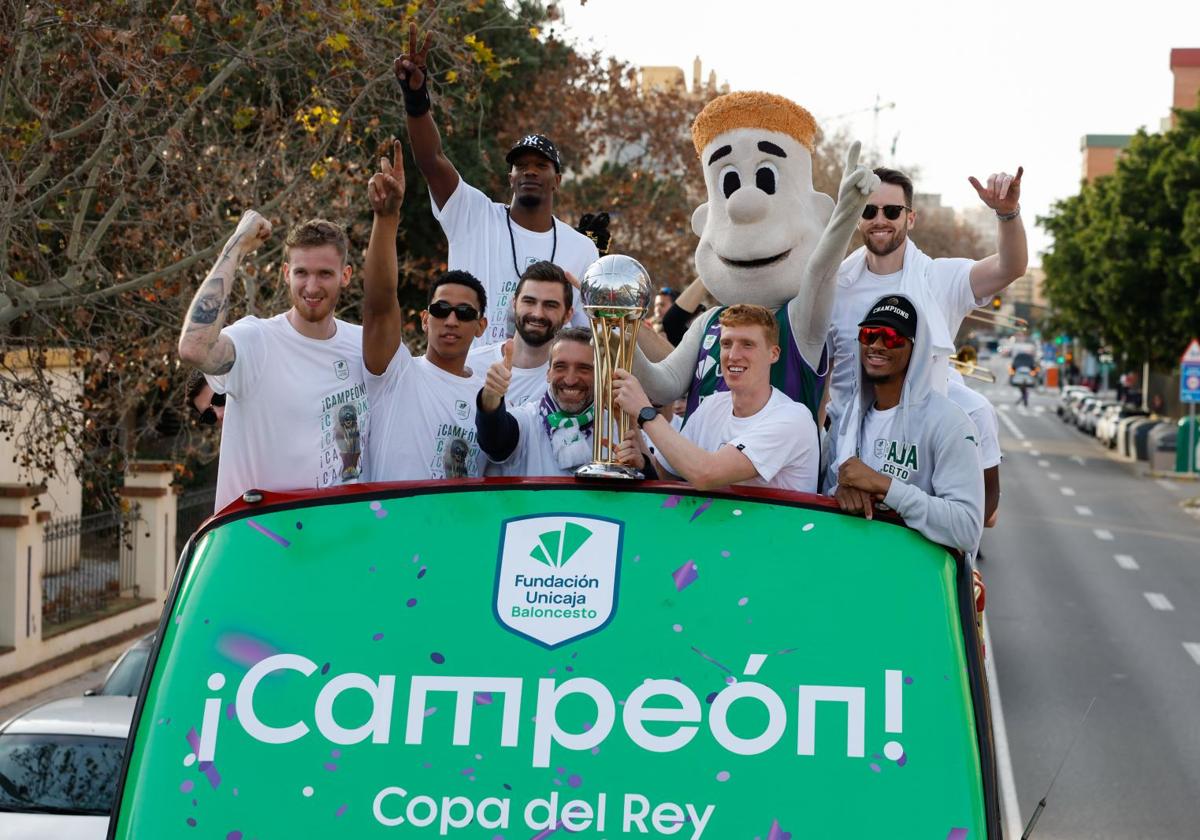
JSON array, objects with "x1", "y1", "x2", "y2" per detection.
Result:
[{"x1": 0, "y1": 695, "x2": 134, "y2": 839}]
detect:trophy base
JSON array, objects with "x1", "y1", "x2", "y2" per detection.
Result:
[{"x1": 574, "y1": 463, "x2": 645, "y2": 481}]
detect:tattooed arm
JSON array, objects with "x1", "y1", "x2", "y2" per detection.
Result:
[{"x1": 178, "y1": 210, "x2": 272, "y2": 375}]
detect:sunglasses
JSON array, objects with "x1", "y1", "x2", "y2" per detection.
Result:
[
  {"x1": 196, "y1": 392, "x2": 226, "y2": 426},
  {"x1": 427, "y1": 301, "x2": 480, "y2": 321},
  {"x1": 858, "y1": 326, "x2": 910, "y2": 349},
  {"x1": 861, "y1": 204, "x2": 910, "y2": 221}
]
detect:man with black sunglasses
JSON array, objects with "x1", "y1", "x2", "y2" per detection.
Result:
[
  {"x1": 186, "y1": 370, "x2": 225, "y2": 428},
  {"x1": 825, "y1": 295, "x2": 984, "y2": 555},
  {"x1": 363, "y1": 140, "x2": 490, "y2": 481},
  {"x1": 393, "y1": 24, "x2": 597, "y2": 347},
  {"x1": 826, "y1": 165, "x2": 1027, "y2": 421}
]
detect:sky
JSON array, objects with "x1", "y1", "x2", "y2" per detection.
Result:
[{"x1": 550, "y1": 0, "x2": 1200, "y2": 263}]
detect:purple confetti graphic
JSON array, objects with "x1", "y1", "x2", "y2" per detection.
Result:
[
  {"x1": 689, "y1": 499, "x2": 713, "y2": 522},
  {"x1": 905, "y1": 676, "x2": 914, "y2": 684},
  {"x1": 335, "y1": 804, "x2": 347, "y2": 817},
  {"x1": 185, "y1": 728, "x2": 221, "y2": 789},
  {"x1": 227, "y1": 832, "x2": 243, "y2": 840},
  {"x1": 567, "y1": 774, "x2": 582, "y2": 788},
  {"x1": 946, "y1": 831, "x2": 968, "y2": 840},
  {"x1": 406, "y1": 598, "x2": 418, "y2": 607},
  {"x1": 689, "y1": 645, "x2": 732, "y2": 675},
  {"x1": 869, "y1": 762, "x2": 881, "y2": 773},
  {"x1": 898, "y1": 753, "x2": 908, "y2": 767},
  {"x1": 661, "y1": 495, "x2": 681, "y2": 509},
  {"x1": 180, "y1": 780, "x2": 194, "y2": 793},
  {"x1": 187, "y1": 817, "x2": 197, "y2": 827},
  {"x1": 672, "y1": 560, "x2": 698, "y2": 591},
  {"x1": 715, "y1": 771, "x2": 730, "y2": 782},
  {"x1": 417, "y1": 566, "x2": 428, "y2": 579},
  {"x1": 216, "y1": 632, "x2": 279, "y2": 668},
  {"x1": 372, "y1": 632, "x2": 384, "y2": 641},
  {"x1": 246, "y1": 519, "x2": 290, "y2": 548},
  {"x1": 766, "y1": 820, "x2": 792, "y2": 840},
  {"x1": 431, "y1": 652, "x2": 445, "y2": 664},
  {"x1": 475, "y1": 692, "x2": 493, "y2": 705}
]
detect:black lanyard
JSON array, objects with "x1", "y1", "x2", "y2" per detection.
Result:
[{"x1": 506, "y1": 207, "x2": 557, "y2": 281}]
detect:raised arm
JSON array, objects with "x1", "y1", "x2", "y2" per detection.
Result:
[
  {"x1": 393, "y1": 24, "x2": 460, "y2": 210},
  {"x1": 788, "y1": 141, "x2": 879, "y2": 368},
  {"x1": 967, "y1": 167, "x2": 1028, "y2": 299},
  {"x1": 363, "y1": 139, "x2": 407, "y2": 375},
  {"x1": 177, "y1": 210, "x2": 271, "y2": 375}
]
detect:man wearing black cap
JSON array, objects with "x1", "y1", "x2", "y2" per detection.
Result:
[
  {"x1": 394, "y1": 25, "x2": 597, "y2": 346},
  {"x1": 825, "y1": 294, "x2": 984, "y2": 555}
]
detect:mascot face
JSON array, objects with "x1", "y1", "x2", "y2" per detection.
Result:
[{"x1": 692, "y1": 128, "x2": 834, "y2": 308}]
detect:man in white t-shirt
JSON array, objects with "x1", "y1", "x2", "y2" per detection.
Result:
[
  {"x1": 613, "y1": 304, "x2": 819, "y2": 493},
  {"x1": 394, "y1": 25, "x2": 598, "y2": 345},
  {"x1": 466, "y1": 261, "x2": 575, "y2": 407},
  {"x1": 476, "y1": 328, "x2": 595, "y2": 477},
  {"x1": 178, "y1": 213, "x2": 369, "y2": 511},
  {"x1": 947, "y1": 372, "x2": 1002, "y2": 528},
  {"x1": 364, "y1": 141, "x2": 488, "y2": 481},
  {"x1": 826, "y1": 165, "x2": 1028, "y2": 420}
]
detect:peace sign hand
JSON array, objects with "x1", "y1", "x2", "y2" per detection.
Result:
[
  {"x1": 367, "y1": 139, "x2": 406, "y2": 217},
  {"x1": 393, "y1": 22, "x2": 433, "y2": 91},
  {"x1": 968, "y1": 166, "x2": 1023, "y2": 216}
]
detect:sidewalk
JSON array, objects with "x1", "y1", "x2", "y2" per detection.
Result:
[{"x1": 0, "y1": 658, "x2": 115, "y2": 723}]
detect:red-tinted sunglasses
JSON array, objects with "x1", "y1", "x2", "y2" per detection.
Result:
[{"x1": 858, "y1": 326, "x2": 909, "y2": 349}]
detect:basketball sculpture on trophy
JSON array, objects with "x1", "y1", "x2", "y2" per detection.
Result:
[{"x1": 575, "y1": 254, "x2": 653, "y2": 480}]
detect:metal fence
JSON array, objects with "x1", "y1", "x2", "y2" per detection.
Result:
[
  {"x1": 42, "y1": 505, "x2": 139, "y2": 629},
  {"x1": 175, "y1": 486, "x2": 216, "y2": 556}
]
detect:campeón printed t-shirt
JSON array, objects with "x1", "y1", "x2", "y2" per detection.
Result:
[
  {"x1": 859, "y1": 404, "x2": 916, "y2": 481},
  {"x1": 431, "y1": 179, "x2": 598, "y2": 345},
  {"x1": 206, "y1": 314, "x2": 369, "y2": 511},
  {"x1": 661, "y1": 388, "x2": 819, "y2": 493},
  {"x1": 366, "y1": 346, "x2": 486, "y2": 481},
  {"x1": 466, "y1": 342, "x2": 548, "y2": 408}
]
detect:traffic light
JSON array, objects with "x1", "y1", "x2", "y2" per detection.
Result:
[
  {"x1": 991, "y1": 295, "x2": 1002, "y2": 310},
  {"x1": 1054, "y1": 335, "x2": 1064, "y2": 346}
]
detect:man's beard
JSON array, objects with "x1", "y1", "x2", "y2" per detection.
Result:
[
  {"x1": 292, "y1": 288, "x2": 338, "y2": 322},
  {"x1": 515, "y1": 193, "x2": 542, "y2": 209},
  {"x1": 552, "y1": 385, "x2": 590, "y2": 415},
  {"x1": 516, "y1": 315, "x2": 557, "y2": 347},
  {"x1": 863, "y1": 226, "x2": 907, "y2": 257}
]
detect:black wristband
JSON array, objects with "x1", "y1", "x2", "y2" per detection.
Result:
[{"x1": 401, "y1": 79, "x2": 431, "y2": 118}]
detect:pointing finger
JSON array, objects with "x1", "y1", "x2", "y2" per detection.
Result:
[
  {"x1": 1013, "y1": 165, "x2": 1024, "y2": 184},
  {"x1": 845, "y1": 140, "x2": 861, "y2": 173}
]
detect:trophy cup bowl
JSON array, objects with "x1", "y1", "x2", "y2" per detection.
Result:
[{"x1": 575, "y1": 255, "x2": 654, "y2": 480}]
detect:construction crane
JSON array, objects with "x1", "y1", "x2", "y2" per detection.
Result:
[{"x1": 821, "y1": 94, "x2": 896, "y2": 158}]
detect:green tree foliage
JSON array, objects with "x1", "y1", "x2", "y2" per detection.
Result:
[{"x1": 1039, "y1": 106, "x2": 1200, "y2": 368}]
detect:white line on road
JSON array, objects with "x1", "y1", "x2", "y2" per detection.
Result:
[
  {"x1": 1071, "y1": 455, "x2": 1087, "y2": 466},
  {"x1": 1037, "y1": 460, "x2": 1050, "y2": 468},
  {"x1": 1185, "y1": 643, "x2": 1200, "y2": 667},
  {"x1": 1046, "y1": 472, "x2": 1060, "y2": 481},
  {"x1": 1075, "y1": 505, "x2": 1093, "y2": 516},
  {"x1": 1156, "y1": 479, "x2": 1176, "y2": 492},
  {"x1": 1060, "y1": 487, "x2": 1076, "y2": 496},
  {"x1": 996, "y1": 408, "x2": 1026, "y2": 441},
  {"x1": 1021, "y1": 440, "x2": 1032, "y2": 448},
  {"x1": 1094, "y1": 529, "x2": 1115, "y2": 541},
  {"x1": 1144, "y1": 592, "x2": 1174, "y2": 611},
  {"x1": 1114, "y1": 554, "x2": 1140, "y2": 570},
  {"x1": 983, "y1": 616, "x2": 1023, "y2": 835},
  {"x1": 1029, "y1": 449, "x2": 1041, "y2": 457}
]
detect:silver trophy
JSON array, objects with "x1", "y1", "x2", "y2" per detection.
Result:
[{"x1": 575, "y1": 254, "x2": 653, "y2": 480}]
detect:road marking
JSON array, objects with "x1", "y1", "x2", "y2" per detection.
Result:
[
  {"x1": 1156, "y1": 479, "x2": 1176, "y2": 492},
  {"x1": 1144, "y1": 592, "x2": 1174, "y2": 611},
  {"x1": 1070, "y1": 455, "x2": 1087, "y2": 466},
  {"x1": 1114, "y1": 554, "x2": 1139, "y2": 570},
  {"x1": 1047, "y1": 472, "x2": 1061, "y2": 480},
  {"x1": 1185, "y1": 643, "x2": 1200, "y2": 667},
  {"x1": 1029, "y1": 449, "x2": 1041, "y2": 457},
  {"x1": 1021, "y1": 440, "x2": 1032, "y2": 448},
  {"x1": 996, "y1": 408, "x2": 1026, "y2": 441},
  {"x1": 1060, "y1": 487, "x2": 1076, "y2": 496},
  {"x1": 1037, "y1": 460, "x2": 1050, "y2": 468},
  {"x1": 998, "y1": 403, "x2": 1010, "y2": 412},
  {"x1": 1075, "y1": 505, "x2": 1093, "y2": 516},
  {"x1": 1093, "y1": 528, "x2": 1114, "y2": 541},
  {"x1": 983, "y1": 616, "x2": 1023, "y2": 835}
]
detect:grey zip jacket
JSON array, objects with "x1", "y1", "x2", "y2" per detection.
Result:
[{"x1": 825, "y1": 297, "x2": 984, "y2": 554}]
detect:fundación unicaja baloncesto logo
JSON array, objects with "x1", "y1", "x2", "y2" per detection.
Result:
[{"x1": 494, "y1": 515, "x2": 623, "y2": 648}]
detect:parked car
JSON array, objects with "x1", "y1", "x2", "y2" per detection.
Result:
[
  {"x1": 0, "y1": 695, "x2": 134, "y2": 839},
  {"x1": 1009, "y1": 351, "x2": 1040, "y2": 386},
  {"x1": 85, "y1": 634, "x2": 154, "y2": 698},
  {"x1": 1058, "y1": 385, "x2": 1091, "y2": 418},
  {"x1": 1081, "y1": 400, "x2": 1117, "y2": 436},
  {"x1": 1097, "y1": 405, "x2": 1148, "y2": 448}
]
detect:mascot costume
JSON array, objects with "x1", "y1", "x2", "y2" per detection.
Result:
[{"x1": 635, "y1": 92, "x2": 878, "y2": 418}]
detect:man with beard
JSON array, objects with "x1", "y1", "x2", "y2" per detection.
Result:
[
  {"x1": 825, "y1": 295, "x2": 983, "y2": 554},
  {"x1": 466, "y1": 261, "x2": 573, "y2": 406},
  {"x1": 394, "y1": 24, "x2": 597, "y2": 346},
  {"x1": 178, "y1": 212, "x2": 370, "y2": 511},
  {"x1": 364, "y1": 141, "x2": 489, "y2": 481},
  {"x1": 826, "y1": 166, "x2": 1027, "y2": 421},
  {"x1": 476, "y1": 328, "x2": 596, "y2": 477}
]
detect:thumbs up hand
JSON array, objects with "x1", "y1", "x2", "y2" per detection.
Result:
[{"x1": 481, "y1": 340, "x2": 514, "y2": 412}]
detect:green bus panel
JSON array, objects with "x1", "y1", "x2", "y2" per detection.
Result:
[{"x1": 112, "y1": 486, "x2": 987, "y2": 839}]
